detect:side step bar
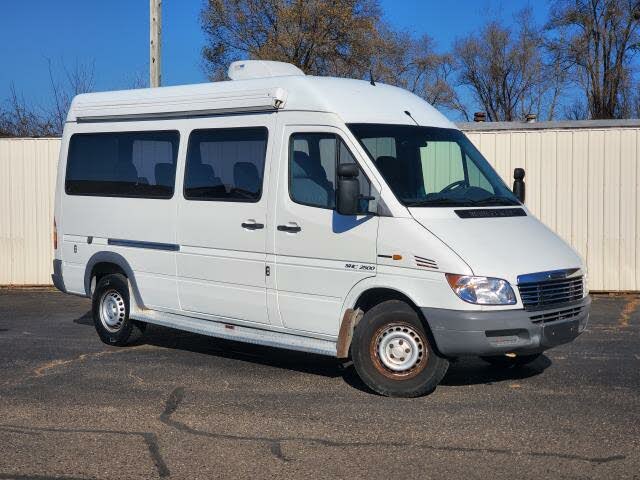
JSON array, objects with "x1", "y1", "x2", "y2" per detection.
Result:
[{"x1": 132, "y1": 309, "x2": 337, "y2": 357}]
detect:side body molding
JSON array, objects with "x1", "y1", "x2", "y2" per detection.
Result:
[{"x1": 84, "y1": 251, "x2": 145, "y2": 309}]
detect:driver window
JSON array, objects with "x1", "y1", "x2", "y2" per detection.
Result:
[
  {"x1": 419, "y1": 141, "x2": 465, "y2": 194},
  {"x1": 289, "y1": 132, "x2": 373, "y2": 213}
]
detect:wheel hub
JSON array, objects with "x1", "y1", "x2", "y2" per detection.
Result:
[
  {"x1": 100, "y1": 290, "x2": 126, "y2": 332},
  {"x1": 376, "y1": 325, "x2": 424, "y2": 373}
]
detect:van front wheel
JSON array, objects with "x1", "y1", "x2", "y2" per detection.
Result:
[
  {"x1": 92, "y1": 273, "x2": 145, "y2": 346},
  {"x1": 351, "y1": 300, "x2": 449, "y2": 397}
]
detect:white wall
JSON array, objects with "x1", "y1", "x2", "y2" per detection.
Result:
[
  {"x1": 0, "y1": 138, "x2": 59, "y2": 285},
  {"x1": 463, "y1": 124, "x2": 640, "y2": 291},
  {"x1": 0, "y1": 122, "x2": 638, "y2": 290}
]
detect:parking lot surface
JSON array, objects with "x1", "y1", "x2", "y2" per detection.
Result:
[{"x1": 0, "y1": 289, "x2": 638, "y2": 479}]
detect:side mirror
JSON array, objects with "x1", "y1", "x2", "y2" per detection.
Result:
[
  {"x1": 513, "y1": 168, "x2": 525, "y2": 203},
  {"x1": 336, "y1": 164, "x2": 360, "y2": 215}
]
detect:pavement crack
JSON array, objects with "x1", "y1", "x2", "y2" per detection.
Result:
[
  {"x1": 158, "y1": 388, "x2": 624, "y2": 465},
  {"x1": 142, "y1": 432, "x2": 171, "y2": 478},
  {"x1": 0, "y1": 424, "x2": 170, "y2": 478}
]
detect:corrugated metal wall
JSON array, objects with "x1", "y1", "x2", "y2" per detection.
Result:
[
  {"x1": 0, "y1": 138, "x2": 60, "y2": 285},
  {"x1": 464, "y1": 125, "x2": 639, "y2": 291},
  {"x1": 0, "y1": 122, "x2": 638, "y2": 290}
]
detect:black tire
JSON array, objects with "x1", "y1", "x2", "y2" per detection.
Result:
[
  {"x1": 351, "y1": 300, "x2": 449, "y2": 397},
  {"x1": 92, "y1": 273, "x2": 145, "y2": 346},
  {"x1": 480, "y1": 353, "x2": 542, "y2": 368}
]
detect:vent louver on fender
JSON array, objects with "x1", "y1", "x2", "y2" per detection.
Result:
[{"x1": 415, "y1": 256, "x2": 438, "y2": 270}]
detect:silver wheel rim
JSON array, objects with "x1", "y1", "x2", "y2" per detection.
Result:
[
  {"x1": 376, "y1": 325, "x2": 423, "y2": 372},
  {"x1": 99, "y1": 290, "x2": 126, "y2": 333}
]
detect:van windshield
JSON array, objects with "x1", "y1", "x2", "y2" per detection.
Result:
[{"x1": 348, "y1": 124, "x2": 520, "y2": 207}]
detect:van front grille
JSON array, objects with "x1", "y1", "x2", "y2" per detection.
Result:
[
  {"x1": 518, "y1": 271, "x2": 583, "y2": 310},
  {"x1": 529, "y1": 305, "x2": 584, "y2": 324}
]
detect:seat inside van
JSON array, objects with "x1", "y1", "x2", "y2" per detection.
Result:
[{"x1": 291, "y1": 150, "x2": 334, "y2": 207}]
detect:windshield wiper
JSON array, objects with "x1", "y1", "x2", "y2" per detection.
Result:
[
  {"x1": 405, "y1": 198, "x2": 477, "y2": 207},
  {"x1": 472, "y1": 196, "x2": 520, "y2": 206},
  {"x1": 406, "y1": 196, "x2": 519, "y2": 207}
]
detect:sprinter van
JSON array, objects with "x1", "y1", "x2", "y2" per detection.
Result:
[{"x1": 52, "y1": 60, "x2": 590, "y2": 397}]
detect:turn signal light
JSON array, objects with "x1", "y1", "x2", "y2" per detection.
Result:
[{"x1": 53, "y1": 219, "x2": 58, "y2": 250}]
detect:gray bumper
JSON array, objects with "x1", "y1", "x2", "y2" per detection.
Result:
[
  {"x1": 422, "y1": 296, "x2": 591, "y2": 357},
  {"x1": 51, "y1": 259, "x2": 66, "y2": 293}
]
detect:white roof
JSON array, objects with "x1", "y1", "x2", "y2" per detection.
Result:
[{"x1": 67, "y1": 65, "x2": 455, "y2": 129}]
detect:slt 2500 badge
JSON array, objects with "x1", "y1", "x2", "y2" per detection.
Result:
[{"x1": 345, "y1": 263, "x2": 376, "y2": 271}]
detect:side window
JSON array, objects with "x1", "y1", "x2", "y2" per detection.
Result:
[
  {"x1": 289, "y1": 132, "x2": 372, "y2": 213},
  {"x1": 65, "y1": 131, "x2": 179, "y2": 198},
  {"x1": 184, "y1": 127, "x2": 268, "y2": 202},
  {"x1": 290, "y1": 133, "x2": 337, "y2": 209}
]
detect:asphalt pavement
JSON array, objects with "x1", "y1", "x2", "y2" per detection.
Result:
[{"x1": 0, "y1": 288, "x2": 638, "y2": 479}]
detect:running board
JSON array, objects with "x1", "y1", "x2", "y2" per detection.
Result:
[{"x1": 132, "y1": 309, "x2": 337, "y2": 357}]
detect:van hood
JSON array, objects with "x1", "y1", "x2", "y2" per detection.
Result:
[{"x1": 409, "y1": 208, "x2": 583, "y2": 284}]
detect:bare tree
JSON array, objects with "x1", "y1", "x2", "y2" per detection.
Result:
[
  {"x1": 454, "y1": 9, "x2": 563, "y2": 121},
  {"x1": 201, "y1": 0, "x2": 463, "y2": 117},
  {"x1": 0, "y1": 84, "x2": 55, "y2": 137},
  {"x1": 47, "y1": 58, "x2": 95, "y2": 134},
  {"x1": 547, "y1": 0, "x2": 640, "y2": 119},
  {"x1": 201, "y1": 0, "x2": 385, "y2": 79},
  {"x1": 372, "y1": 31, "x2": 468, "y2": 116},
  {"x1": 1, "y1": 59, "x2": 95, "y2": 137}
]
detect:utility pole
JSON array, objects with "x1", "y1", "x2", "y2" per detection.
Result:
[{"x1": 150, "y1": 0, "x2": 162, "y2": 87}]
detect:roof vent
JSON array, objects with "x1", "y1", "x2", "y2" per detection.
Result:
[{"x1": 228, "y1": 60, "x2": 305, "y2": 81}]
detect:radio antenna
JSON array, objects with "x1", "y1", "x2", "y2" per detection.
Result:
[{"x1": 404, "y1": 110, "x2": 420, "y2": 126}]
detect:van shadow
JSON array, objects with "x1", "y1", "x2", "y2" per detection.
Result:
[
  {"x1": 73, "y1": 311, "x2": 343, "y2": 379},
  {"x1": 440, "y1": 355, "x2": 552, "y2": 387},
  {"x1": 73, "y1": 311, "x2": 552, "y2": 392}
]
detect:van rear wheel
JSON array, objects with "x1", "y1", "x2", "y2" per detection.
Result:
[
  {"x1": 92, "y1": 273, "x2": 145, "y2": 346},
  {"x1": 351, "y1": 300, "x2": 449, "y2": 397}
]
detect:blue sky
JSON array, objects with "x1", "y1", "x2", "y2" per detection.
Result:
[{"x1": 0, "y1": 0, "x2": 547, "y2": 114}]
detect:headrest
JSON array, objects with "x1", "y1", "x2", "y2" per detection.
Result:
[
  {"x1": 233, "y1": 162, "x2": 260, "y2": 192},
  {"x1": 155, "y1": 163, "x2": 175, "y2": 186},
  {"x1": 375, "y1": 156, "x2": 397, "y2": 171},
  {"x1": 114, "y1": 160, "x2": 138, "y2": 182},
  {"x1": 186, "y1": 162, "x2": 216, "y2": 188},
  {"x1": 291, "y1": 151, "x2": 312, "y2": 178}
]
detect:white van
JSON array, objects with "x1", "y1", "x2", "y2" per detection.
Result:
[{"x1": 52, "y1": 60, "x2": 590, "y2": 397}]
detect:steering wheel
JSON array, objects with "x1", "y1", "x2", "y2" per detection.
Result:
[{"x1": 439, "y1": 179, "x2": 466, "y2": 193}]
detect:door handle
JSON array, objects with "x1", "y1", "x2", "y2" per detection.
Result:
[
  {"x1": 277, "y1": 224, "x2": 302, "y2": 233},
  {"x1": 241, "y1": 221, "x2": 264, "y2": 230}
]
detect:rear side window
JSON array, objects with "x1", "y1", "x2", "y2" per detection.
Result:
[
  {"x1": 65, "y1": 131, "x2": 179, "y2": 198},
  {"x1": 184, "y1": 127, "x2": 268, "y2": 202}
]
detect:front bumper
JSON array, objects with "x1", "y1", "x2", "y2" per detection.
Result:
[{"x1": 422, "y1": 295, "x2": 591, "y2": 357}]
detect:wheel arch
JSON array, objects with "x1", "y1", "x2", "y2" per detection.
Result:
[
  {"x1": 338, "y1": 278, "x2": 446, "y2": 358},
  {"x1": 84, "y1": 251, "x2": 144, "y2": 309}
]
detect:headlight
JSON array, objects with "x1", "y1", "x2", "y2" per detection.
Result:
[{"x1": 446, "y1": 274, "x2": 516, "y2": 305}]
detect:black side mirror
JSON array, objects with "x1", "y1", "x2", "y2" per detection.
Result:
[
  {"x1": 513, "y1": 168, "x2": 525, "y2": 203},
  {"x1": 336, "y1": 164, "x2": 360, "y2": 215}
]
